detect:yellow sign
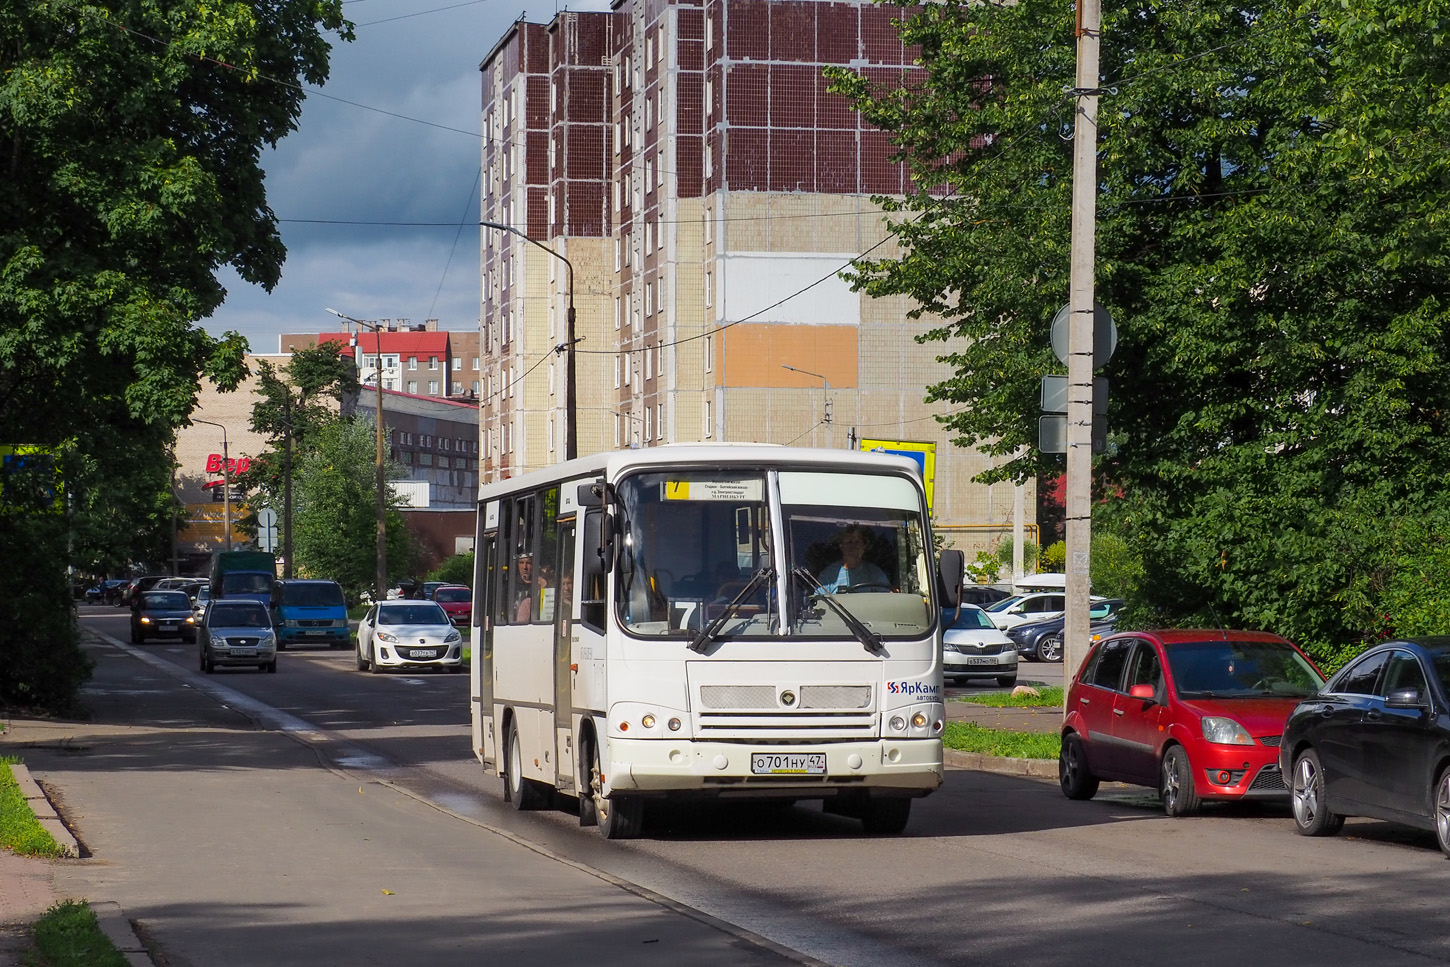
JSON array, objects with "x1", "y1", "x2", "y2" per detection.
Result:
[
  {"x1": 858, "y1": 439, "x2": 936, "y2": 512},
  {"x1": 665, "y1": 480, "x2": 690, "y2": 500}
]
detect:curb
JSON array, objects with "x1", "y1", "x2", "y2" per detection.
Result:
[
  {"x1": 9, "y1": 763, "x2": 79, "y2": 858},
  {"x1": 944, "y1": 748, "x2": 1058, "y2": 780},
  {"x1": 89, "y1": 901, "x2": 153, "y2": 967}
]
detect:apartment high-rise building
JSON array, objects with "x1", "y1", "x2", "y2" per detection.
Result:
[{"x1": 477, "y1": 1, "x2": 1034, "y2": 548}]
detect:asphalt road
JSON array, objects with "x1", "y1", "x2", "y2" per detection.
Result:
[{"x1": 45, "y1": 607, "x2": 1450, "y2": 967}]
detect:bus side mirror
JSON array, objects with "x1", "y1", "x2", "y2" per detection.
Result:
[
  {"x1": 937, "y1": 549, "x2": 965, "y2": 608},
  {"x1": 577, "y1": 479, "x2": 604, "y2": 508}
]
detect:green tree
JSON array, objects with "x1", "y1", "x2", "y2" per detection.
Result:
[
  {"x1": 1, "y1": 0, "x2": 351, "y2": 707},
  {"x1": 827, "y1": 0, "x2": 1450, "y2": 654},
  {"x1": 428, "y1": 552, "x2": 475, "y2": 588},
  {"x1": 234, "y1": 342, "x2": 359, "y2": 542},
  {"x1": 292, "y1": 419, "x2": 411, "y2": 600}
]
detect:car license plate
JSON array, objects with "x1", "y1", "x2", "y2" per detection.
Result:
[
  {"x1": 303, "y1": 630, "x2": 325, "y2": 636},
  {"x1": 411, "y1": 649, "x2": 437, "y2": 659},
  {"x1": 965, "y1": 656, "x2": 996, "y2": 665},
  {"x1": 750, "y1": 753, "x2": 826, "y2": 776},
  {"x1": 230, "y1": 648, "x2": 256, "y2": 657}
]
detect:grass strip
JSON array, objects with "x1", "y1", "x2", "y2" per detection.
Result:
[
  {"x1": 956, "y1": 686, "x2": 1064, "y2": 708},
  {"x1": 29, "y1": 900, "x2": 130, "y2": 967},
  {"x1": 0, "y1": 757, "x2": 63, "y2": 858},
  {"x1": 943, "y1": 722, "x2": 1061, "y2": 760}
]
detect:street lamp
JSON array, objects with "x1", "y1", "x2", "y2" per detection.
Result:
[
  {"x1": 326, "y1": 308, "x2": 390, "y2": 600},
  {"x1": 781, "y1": 364, "x2": 832, "y2": 447},
  {"x1": 481, "y1": 220, "x2": 578, "y2": 460},
  {"x1": 192, "y1": 419, "x2": 232, "y2": 552}
]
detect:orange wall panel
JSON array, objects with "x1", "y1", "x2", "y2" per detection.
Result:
[{"x1": 721, "y1": 324, "x2": 857, "y2": 388}]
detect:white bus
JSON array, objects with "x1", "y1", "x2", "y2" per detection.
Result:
[{"x1": 469, "y1": 444, "x2": 965, "y2": 838}]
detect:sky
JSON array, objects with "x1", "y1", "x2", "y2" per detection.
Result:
[{"x1": 205, "y1": 0, "x2": 608, "y2": 355}]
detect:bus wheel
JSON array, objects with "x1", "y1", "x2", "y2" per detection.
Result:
[
  {"x1": 506, "y1": 720, "x2": 548, "y2": 811},
  {"x1": 590, "y1": 744, "x2": 643, "y2": 839},
  {"x1": 579, "y1": 741, "x2": 600, "y2": 827},
  {"x1": 860, "y1": 796, "x2": 911, "y2": 835}
]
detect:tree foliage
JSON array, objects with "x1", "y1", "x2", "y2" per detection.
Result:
[
  {"x1": 828, "y1": 0, "x2": 1450, "y2": 652},
  {"x1": 0, "y1": 0, "x2": 351, "y2": 706},
  {"x1": 291, "y1": 419, "x2": 413, "y2": 600}
]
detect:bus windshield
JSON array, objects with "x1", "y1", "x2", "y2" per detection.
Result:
[{"x1": 614, "y1": 469, "x2": 932, "y2": 640}]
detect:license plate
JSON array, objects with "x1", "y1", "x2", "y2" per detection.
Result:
[
  {"x1": 411, "y1": 649, "x2": 437, "y2": 659},
  {"x1": 160, "y1": 622, "x2": 175, "y2": 629},
  {"x1": 751, "y1": 753, "x2": 827, "y2": 776},
  {"x1": 303, "y1": 630, "x2": 326, "y2": 636},
  {"x1": 230, "y1": 648, "x2": 257, "y2": 657},
  {"x1": 965, "y1": 656, "x2": 997, "y2": 665}
]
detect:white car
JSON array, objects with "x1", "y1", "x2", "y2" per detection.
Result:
[
  {"x1": 941, "y1": 605, "x2": 1018, "y2": 687},
  {"x1": 984, "y1": 591, "x2": 1068, "y2": 631},
  {"x1": 356, "y1": 600, "x2": 463, "y2": 673}
]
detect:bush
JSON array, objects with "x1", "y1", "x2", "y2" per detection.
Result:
[
  {"x1": 427, "y1": 551, "x2": 475, "y2": 588},
  {"x1": 1040, "y1": 540, "x2": 1066, "y2": 573}
]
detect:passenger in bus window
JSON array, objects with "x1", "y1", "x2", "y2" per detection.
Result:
[
  {"x1": 514, "y1": 553, "x2": 535, "y2": 622},
  {"x1": 816, "y1": 524, "x2": 891, "y2": 593}
]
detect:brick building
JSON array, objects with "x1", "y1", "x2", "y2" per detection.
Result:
[{"x1": 476, "y1": 0, "x2": 1035, "y2": 550}]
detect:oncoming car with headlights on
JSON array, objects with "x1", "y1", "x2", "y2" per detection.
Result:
[{"x1": 356, "y1": 600, "x2": 463, "y2": 673}]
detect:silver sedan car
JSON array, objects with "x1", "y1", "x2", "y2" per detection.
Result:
[
  {"x1": 356, "y1": 600, "x2": 463, "y2": 673},
  {"x1": 200, "y1": 600, "x2": 278, "y2": 673}
]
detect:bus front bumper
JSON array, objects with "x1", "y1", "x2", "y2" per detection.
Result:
[{"x1": 605, "y1": 738, "x2": 943, "y2": 796}]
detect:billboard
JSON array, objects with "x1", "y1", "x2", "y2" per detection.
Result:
[{"x1": 858, "y1": 439, "x2": 936, "y2": 512}]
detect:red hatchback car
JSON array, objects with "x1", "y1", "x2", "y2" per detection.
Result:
[
  {"x1": 431, "y1": 585, "x2": 472, "y2": 627},
  {"x1": 1059, "y1": 630, "x2": 1325, "y2": 815}
]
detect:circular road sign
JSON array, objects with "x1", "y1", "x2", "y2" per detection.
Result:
[{"x1": 1050, "y1": 302, "x2": 1117, "y2": 369}]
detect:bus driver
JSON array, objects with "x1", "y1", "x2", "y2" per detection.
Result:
[{"x1": 816, "y1": 524, "x2": 890, "y2": 593}]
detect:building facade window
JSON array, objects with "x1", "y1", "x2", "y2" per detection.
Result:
[{"x1": 407, "y1": 381, "x2": 418, "y2": 394}]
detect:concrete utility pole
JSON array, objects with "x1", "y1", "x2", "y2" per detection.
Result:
[{"x1": 1064, "y1": 0, "x2": 1102, "y2": 692}]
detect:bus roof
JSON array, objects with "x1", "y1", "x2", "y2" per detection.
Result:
[{"x1": 475, "y1": 444, "x2": 925, "y2": 505}]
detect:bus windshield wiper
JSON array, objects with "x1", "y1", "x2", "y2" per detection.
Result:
[
  {"x1": 791, "y1": 567, "x2": 884, "y2": 655},
  {"x1": 689, "y1": 566, "x2": 775, "y2": 654}
]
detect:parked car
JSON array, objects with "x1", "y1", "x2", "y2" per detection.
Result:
[
  {"x1": 984, "y1": 591, "x2": 1077, "y2": 631},
  {"x1": 199, "y1": 599, "x2": 278, "y2": 674},
  {"x1": 109, "y1": 579, "x2": 134, "y2": 606},
  {"x1": 941, "y1": 605, "x2": 1017, "y2": 687},
  {"x1": 192, "y1": 584, "x2": 210, "y2": 620},
  {"x1": 131, "y1": 590, "x2": 198, "y2": 644},
  {"x1": 422, "y1": 581, "x2": 447, "y2": 601},
  {"x1": 88, "y1": 579, "x2": 127, "y2": 604},
  {"x1": 431, "y1": 585, "x2": 473, "y2": 628},
  {"x1": 1280, "y1": 636, "x2": 1450, "y2": 855},
  {"x1": 1059, "y1": 629, "x2": 1324, "y2": 815},
  {"x1": 1007, "y1": 599, "x2": 1124, "y2": 662},
  {"x1": 356, "y1": 600, "x2": 463, "y2": 673}
]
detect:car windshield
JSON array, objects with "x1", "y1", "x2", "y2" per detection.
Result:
[
  {"x1": 379, "y1": 604, "x2": 449, "y2": 626},
  {"x1": 434, "y1": 587, "x2": 471, "y2": 603},
  {"x1": 1165, "y1": 639, "x2": 1324, "y2": 698},
  {"x1": 143, "y1": 592, "x2": 190, "y2": 610},
  {"x1": 943, "y1": 607, "x2": 995, "y2": 632},
  {"x1": 210, "y1": 605, "x2": 269, "y2": 627},
  {"x1": 281, "y1": 582, "x2": 345, "y2": 607},
  {"x1": 985, "y1": 595, "x2": 1023, "y2": 613}
]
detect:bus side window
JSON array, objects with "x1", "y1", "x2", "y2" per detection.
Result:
[{"x1": 580, "y1": 509, "x2": 606, "y2": 633}]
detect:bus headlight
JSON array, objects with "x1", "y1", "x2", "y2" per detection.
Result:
[
  {"x1": 889, "y1": 715, "x2": 907, "y2": 732},
  {"x1": 641, "y1": 713, "x2": 656, "y2": 729}
]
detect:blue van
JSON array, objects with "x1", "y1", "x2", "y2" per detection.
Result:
[{"x1": 270, "y1": 579, "x2": 349, "y2": 649}]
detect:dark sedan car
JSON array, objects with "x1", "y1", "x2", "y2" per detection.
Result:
[
  {"x1": 131, "y1": 590, "x2": 198, "y2": 643},
  {"x1": 1280, "y1": 636, "x2": 1450, "y2": 856},
  {"x1": 1007, "y1": 599, "x2": 1124, "y2": 662}
]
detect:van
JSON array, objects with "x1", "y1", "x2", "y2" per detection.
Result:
[{"x1": 270, "y1": 579, "x2": 349, "y2": 650}]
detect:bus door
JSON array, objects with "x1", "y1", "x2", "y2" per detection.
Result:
[
  {"x1": 553, "y1": 518, "x2": 577, "y2": 793},
  {"x1": 475, "y1": 532, "x2": 497, "y2": 770}
]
